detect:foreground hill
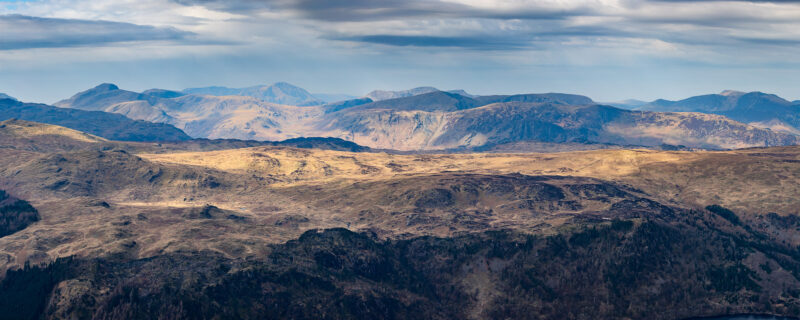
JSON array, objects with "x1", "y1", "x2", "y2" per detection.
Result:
[
  {"x1": 1, "y1": 123, "x2": 800, "y2": 318},
  {"x1": 53, "y1": 84, "x2": 798, "y2": 151},
  {"x1": 0, "y1": 119, "x2": 108, "y2": 152},
  {"x1": 0, "y1": 99, "x2": 191, "y2": 142},
  {"x1": 637, "y1": 90, "x2": 800, "y2": 135}
]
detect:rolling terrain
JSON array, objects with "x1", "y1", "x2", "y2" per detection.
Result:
[{"x1": 1, "y1": 121, "x2": 800, "y2": 319}]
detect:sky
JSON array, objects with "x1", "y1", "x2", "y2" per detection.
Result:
[{"x1": 1, "y1": 0, "x2": 799, "y2": 104}]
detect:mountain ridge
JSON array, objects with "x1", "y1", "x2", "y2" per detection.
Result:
[
  {"x1": 637, "y1": 90, "x2": 800, "y2": 134},
  {"x1": 183, "y1": 82, "x2": 325, "y2": 106},
  {"x1": 51, "y1": 84, "x2": 800, "y2": 151},
  {"x1": 0, "y1": 98, "x2": 191, "y2": 142},
  {"x1": 0, "y1": 93, "x2": 16, "y2": 101}
]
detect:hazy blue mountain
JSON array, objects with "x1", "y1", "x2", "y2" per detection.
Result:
[
  {"x1": 365, "y1": 87, "x2": 475, "y2": 101},
  {"x1": 54, "y1": 83, "x2": 157, "y2": 111},
  {"x1": 448, "y1": 89, "x2": 475, "y2": 98},
  {"x1": 638, "y1": 90, "x2": 800, "y2": 134},
  {"x1": 51, "y1": 84, "x2": 797, "y2": 150},
  {"x1": 347, "y1": 91, "x2": 483, "y2": 112},
  {"x1": 475, "y1": 93, "x2": 594, "y2": 106},
  {"x1": 365, "y1": 87, "x2": 439, "y2": 101},
  {"x1": 183, "y1": 82, "x2": 325, "y2": 106},
  {"x1": 322, "y1": 97, "x2": 374, "y2": 113},
  {"x1": 181, "y1": 86, "x2": 237, "y2": 96},
  {"x1": 602, "y1": 99, "x2": 648, "y2": 109},
  {"x1": 312, "y1": 93, "x2": 357, "y2": 103},
  {"x1": 141, "y1": 89, "x2": 186, "y2": 99},
  {"x1": 0, "y1": 99, "x2": 191, "y2": 142},
  {"x1": 339, "y1": 91, "x2": 595, "y2": 113},
  {"x1": 321, "y1": 100, "x2": 797, "y2": 151},
  {"x1": 0, "y1": 93, "x2": 15, "y2": 101}
]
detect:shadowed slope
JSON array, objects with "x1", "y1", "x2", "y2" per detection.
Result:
[
  {"x1": 0, "y1": 99, "x2": 191, "y2": 142},
  {"x1": 0, "y1": 190, "x2": 39, "y2": 238},
  {"x1": 640, "y1": 91, "x2": 800, "y2": 134}
]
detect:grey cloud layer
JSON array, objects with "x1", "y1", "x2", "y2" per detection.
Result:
[
  {"x1": 0, "y1": 14, "x2": 192, "y2": 50},
  {"x1": 172, "y1": 0, "x2": 585, "y2": 21},
  {"x1": 168, "y1": 0, "x2": 800, "y2": 52}
]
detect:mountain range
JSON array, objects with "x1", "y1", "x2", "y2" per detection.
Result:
[
  {"x1": 0, "y1": 93, "x2": 16, "y2": 101},
  {"x1": 182, "y1": 82, "x2": 326, "y2": 106},
  {"x1": 629, "y1": 90, "x2": 800, "y2": 135},
  {"x1": 52, "y1": 83, "x2": 799, "y2": 151}
]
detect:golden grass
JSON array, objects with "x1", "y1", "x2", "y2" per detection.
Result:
[
  {"x1": 139, "y1": 147, "x2": 696, "y2": 184},
  {"x1": 139, "y1": 145, "x2": 800, "y2": 215},
  {"x1": 0, "y1": 119, "x2": 106, "y2": 143}
]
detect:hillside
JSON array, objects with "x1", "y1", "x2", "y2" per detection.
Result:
[
  {"x1": 338, "y1": 91, "x2": 595, "y2": 113},
  {"x1": 0, "y1": 125, "x2": 799, "y2": 318},
  {"x1": 0, "y1": 99, "x2": 191, "y2": 142},
  {"x1": 0, "y1": 119, "x2": 107, "y2": 152},
  {"x1": 0, "y1": 190, "x2": 39, "y2": 238},
  {"x1": 321, "y1": 102, "x2": 798, "y2": 150},
  {"x1": 0, "y1": 93, "x2": 16, "y2": 101}
]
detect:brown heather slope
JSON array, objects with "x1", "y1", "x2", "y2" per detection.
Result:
[
  {"x1": 2, "y1": 122, "x2": 800, "y2": 319},
  {"x1": 138, "y1": 145, "x2": 800, "y2": 215},
  {"x1": 0, "y1": 119, "x2": 109, "y2": 152}
]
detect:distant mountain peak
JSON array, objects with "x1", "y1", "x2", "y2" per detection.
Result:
[
  {"x1": 601, "y1": 99, "x2": 648, "y2": 109},
  {"x1": 0, "y1": 93, "x2": 16, "y2": 101},
  {"x1": 183, "y1": 83, "x2": 324, "y2": 106},
  {"x1": 93, "y1": 83, "x2": 120, "y2": 92},
  {"x1": 272, "y1": 81, "x2": 298, "y2": 88},
  {"x1": 364, "y1": 87, "x2": 478, "y2": 101},
  {"x1": 365, "y1": 87, "x2": 439, "y2": 101},
  {"x1": 720, "y1": 90, "x2": 744, "y2": 97},
  {"x1": 141, "y1": 88, "x2": 186, "y2": 99}
]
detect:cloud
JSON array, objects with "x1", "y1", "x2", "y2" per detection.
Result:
[
  {"x1": 329, "y1": 24, "x2": 641, "y2": 50},
  {"x1": 653, "y1": 0, "x2": 800, "y2": 2},
  {"x1": 171, "y1": 0, "x2": 586, "y2": 21},
  {"x1": 0, "y1": 14, "x2": 193, "y2": 50},
  {"x1": 163, "y1": 0, "x2": 800, "y2": 53},
  {"x1": 333, "y1": 34, "x2": 535, "y2": 50}
]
